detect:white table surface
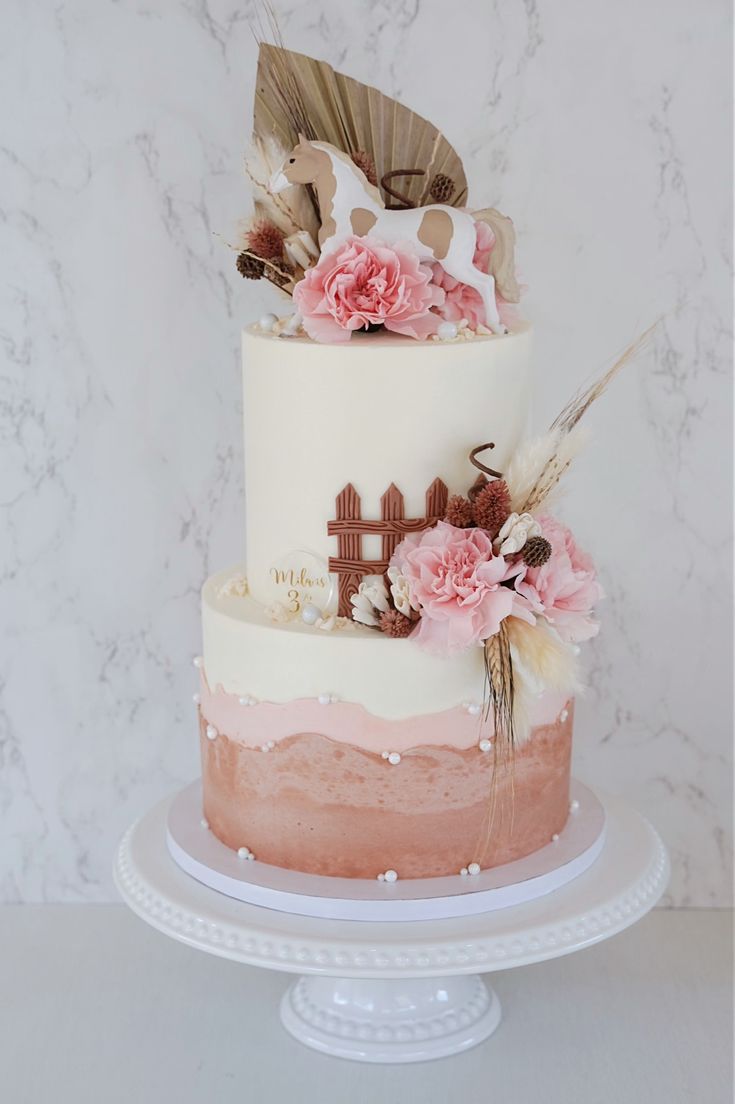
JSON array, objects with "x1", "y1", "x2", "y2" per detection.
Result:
[{"x1": 1, "y1": 905, "x2": 731, "y2": 1103}]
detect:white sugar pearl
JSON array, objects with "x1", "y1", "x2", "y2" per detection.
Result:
[
  {"x1": 237, "y1": 847, "x2": 251, "y2": 859},
  {"x1": 260, "y1": 744, "x2": 270, "y2": 753},
  {"x1": 437, "y1": 320, "x2": 458, "y2": 341},
  {"x1": 192, "y1": 693, "x2": 200, "y2": 705},
  {"x1": 246, "y1": 852, "x2": 255, "y2": 861},
  {"x1": 377, "y1": 873, "x2": 385, "y2": 882},
  {"x1": 460, "y1": 867, "x2": 469, "y2": 877},
  {"x1": 281, "y1": 313, "x2": 301, "y2": 336},
  {"x1": 317, "y1": 693, "x2": 332, "y2": 705},
  {"x1": 479, "y1": 739, "x2": 492, "y2": 752},
  {"x1": 200, "y1": 818, "x2": 209, "y2": 829},
  {"x1": 552, "y1": 833, "x2": 560, "y2": 842},
  {"x1": 205, "y1": 724, "x2": 218, "y2": 741},
  {"x1": 381, "y1": 751, "x2": 390, "y2": 759},
  {"x1": 384, "y1": 869, "x2": 398, "y2": 883},
  {"x1": 560, "y1": 709, "x2": 569, "y2": 723},
  {"x1": 239, "y1": 695, "x2": 256, "y2": 707},
  {"x1": 301, "y1": 603, "x2": 322, "y2": 626},
  {"x1": 467, "y1": 862, "x2": 481, "y2": 876},
  {"x1": 387, "y1": 752, "x2": 401, "y2": 765},
  {"x1": 465, "y1": 702, "x2": 482, "y2": 717},
  {"x1": 192, "y1": 656, "x2": 203, "y2": 669},
  {"x1": 570, "y1": 799, "x2": 580, "y2": 813},
  {"x1": 259, "y1": 312, "x2": 278, "y2": 332},
  {"x1": 329, "y1": 694, "x2": 339, "y2": 704}
]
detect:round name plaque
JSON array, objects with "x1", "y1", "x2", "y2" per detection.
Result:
[{"x1": 263, "y1": 549, "x2": 336, "y2": 616}]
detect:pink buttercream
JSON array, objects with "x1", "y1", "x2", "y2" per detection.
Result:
[
  {"x1": 199, "y1": 671, "x2": 569, "y2": 753},
  {"x1": 293, "y1": 236, "x2": 444, "y2": 343},
  {"x1": 200, "y1": 706, "x2": 574, "y2": 879}
]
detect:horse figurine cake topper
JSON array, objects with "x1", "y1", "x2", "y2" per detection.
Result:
[{"x1": 269, "y1": 136, "x2": 519, "y2": 337}]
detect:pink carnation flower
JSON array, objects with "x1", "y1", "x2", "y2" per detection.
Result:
[
  {"x1": 431, "y1": 221, "x2": 517, "y2": 330},
  {"x1": 389, "y1": 521, "x2": 531, "y2": 657},
  {"x1": 516, "y1": 516, "x2": 603, "y2": 643},
  {"x1": 293, "y1": 236, "x2": 444, "y2": 343}
]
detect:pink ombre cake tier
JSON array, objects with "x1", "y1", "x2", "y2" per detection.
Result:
[
  {"x1": 198, "y1": 570, "x2": 575, "y2": 880},
  {"x1": 198, "y1": 685, "x2": 573, "y2": 880}
]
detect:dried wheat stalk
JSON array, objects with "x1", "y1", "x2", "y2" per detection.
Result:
[
  {"x1": 550, "y1": 322, "x2": 659, "y2": 434},
  {"x1": 472, "y1": 623, "x2": 518, "y2": 864},
  {"x1": 514, "y1": 323, "x2": 659, "y2": 515},
  {"x1": 484, "y1": 622, "x2": 516, "y2": 757}
]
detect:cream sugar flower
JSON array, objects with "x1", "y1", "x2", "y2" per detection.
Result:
[
  {"x1": 265, "y1": 601, "x2": 292, "y2": 623},
  {"x1": 387, "y1": 565, "x2": 416, "y2": 618},
  {"x1": 350, "y1": 575, "x2": 391, "y2": 627},
  {"x1": 495, "y1": 512, "x2": 542, "y2": 556},
  {"x1": 218, "y1": 572, "x2": 249, "y2": 598}
]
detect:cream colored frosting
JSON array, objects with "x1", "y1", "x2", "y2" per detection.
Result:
[
  {"x1": 242, "y1": 323, "x2": 532, "y2": 612},
  {"x1": 202, "y1": 566, "x2": 567, "y2": 726}
]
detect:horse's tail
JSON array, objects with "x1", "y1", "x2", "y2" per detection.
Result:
[{"x1": 472, "y1": 207, "x2": 521, "y2": 304}]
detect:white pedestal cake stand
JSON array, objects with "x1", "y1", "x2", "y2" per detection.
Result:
[{"x1": 114, "y1": 788, "x2": 668, "y2": 1064}]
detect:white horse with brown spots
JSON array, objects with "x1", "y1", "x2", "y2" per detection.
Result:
[{"x1": 269, "y1": 137, "x2": 519, "y2": 337}]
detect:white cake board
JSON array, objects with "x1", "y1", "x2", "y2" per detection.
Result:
[
  {"x1": 114, "y1": 787, "x2": 668, "y2": 1064},
  {"x1": 166, "y1": 780, "x2": 606, "y2": 922}
]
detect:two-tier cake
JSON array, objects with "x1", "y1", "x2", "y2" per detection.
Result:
[{"x1": 194, "y1": 43, "x2": 614, "y2": 884}]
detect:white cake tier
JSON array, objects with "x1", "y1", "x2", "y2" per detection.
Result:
[
  {"x1": 202, "y1": 566, "x2": 566, "y2": 728},
  {"x1": 242, "y1": 323, "x2": 532, "y2": 613}
]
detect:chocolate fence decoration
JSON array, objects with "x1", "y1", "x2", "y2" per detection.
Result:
[{"x1": 327, "y1": 479, "x2": 449, "y2": 617}]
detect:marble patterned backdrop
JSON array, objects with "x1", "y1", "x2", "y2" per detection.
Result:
[{"x1": 1, "y1": 0, "x2": 731, "y2": 904}]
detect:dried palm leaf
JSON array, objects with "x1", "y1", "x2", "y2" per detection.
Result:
[{"x1": 252, "y1": 41, "x2": 468, "y2": 216}]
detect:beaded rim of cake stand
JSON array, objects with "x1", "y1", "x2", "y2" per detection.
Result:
[{"x1": 114, "y1": 800, "x2": 669, "y2": 975}]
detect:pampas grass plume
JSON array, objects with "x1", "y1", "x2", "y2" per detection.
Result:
[{"x1": 506, "y1": 617, "x2": 581, "y2": 698}]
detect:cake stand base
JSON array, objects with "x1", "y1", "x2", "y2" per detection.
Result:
[
  {"x1": 114, "y1": 787, "x2": 668, "y2": 1064},
  {"x1": 279, "y1": 973, "x2": 501, "y2": 1062}
]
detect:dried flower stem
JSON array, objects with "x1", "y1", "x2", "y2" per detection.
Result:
[
  {"x1": 518, "y1": 322, "x2": 659, "y2": 515},
  {"x1": 472, "y1": 623, "x2": 517, "y2": 864},
  {"x1": 551, "y1": 322, "x2": 659, "y2": 434}
]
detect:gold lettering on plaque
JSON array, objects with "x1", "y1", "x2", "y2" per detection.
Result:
[
  {"x1": 270, "y1": 567, "x2": 329, "y2": 590},
  {"x1": 286, "y1": 588, "x2": 301, "y2": 613},
  {"x1": 267, "y1": 552, "x2": 335, "y2": 615}
]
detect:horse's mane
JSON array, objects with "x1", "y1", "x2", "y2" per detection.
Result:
[{"x1": 311, "y1": 141, "x2": 384, "y2": 209}]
